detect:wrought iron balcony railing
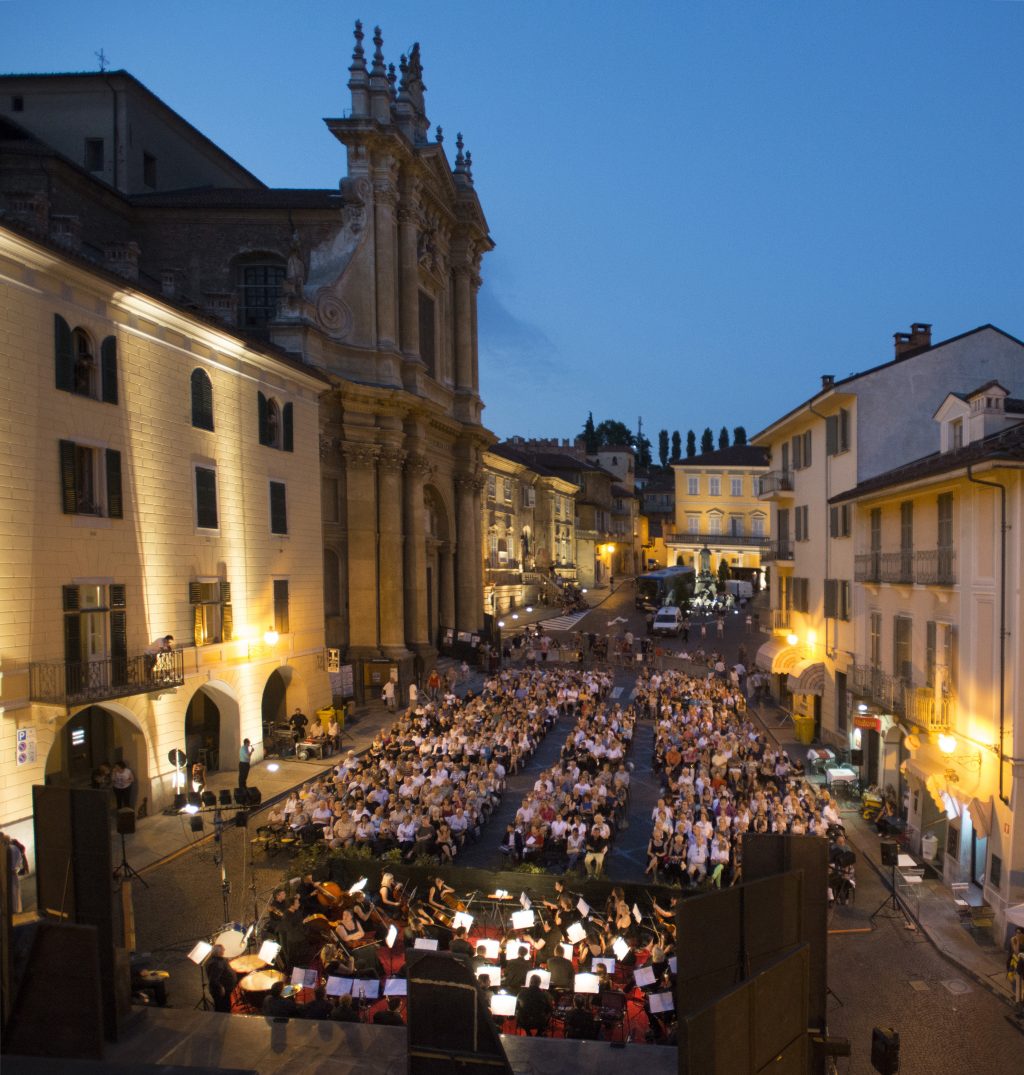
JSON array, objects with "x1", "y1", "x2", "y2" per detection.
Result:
[
  {"x1": 851, "y1": 664, "x2": 913, "y2": 717},
  {"x1": 855, "y1": 548, "x2": 956, "y2": 586},
  {"x1": 761, "y1": 539, "x2": 794, "y2": 562},
  {"x1": 665, "y1": 531, "x2": 771, "y2": 549},
  {"x1": 770, "y1": 609, "x2": 792, "y2": 633},
  {"x1": 29, "y1": 650, "x2": 185, "y2": 706},
  {"x1": 756, "y1": 471, "x2": 794, "y2": 498}
]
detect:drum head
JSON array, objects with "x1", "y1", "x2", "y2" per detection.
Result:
[
  {"x1": 214, "y1": 928, "x2": 247, "y2": 959},
  {"x1": 230, "y1": 953, "x2": 267, "y2": 974},
  {"x1": 241, "y1": 969, "x2": 285, "y2": 992}
]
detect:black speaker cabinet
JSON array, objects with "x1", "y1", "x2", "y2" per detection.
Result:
[
  {"x1": 871, "y1": 1026, "x2": 900, "y2": 1074},
  {"x1": 850, "y1": 748, "x2": 864, "y2": 766},
  {"x1": 115, "y1": 807, "x2": 136, "y2": 835},
  {"x1": 880, "y1": 841, "x2": 899, "y2": 867}
]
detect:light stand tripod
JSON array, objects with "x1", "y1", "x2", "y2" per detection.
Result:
[
  {"x1": 870, "y1": 863, "x2": 904, "y2": 923},
  {"x1": 113, "y1": 831, "x2": 149, "y2": 888}
]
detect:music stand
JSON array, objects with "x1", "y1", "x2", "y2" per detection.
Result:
[{"x1": 188, "y1": 941, "x2": 213, "y2": 1010}]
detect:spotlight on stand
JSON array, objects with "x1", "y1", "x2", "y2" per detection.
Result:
[
  {"x1": 267, "y1": 762, "x2": 280, "y2": 773},
  {"x1": 181, "y1": 802, "x2": 200, "y2": 814}
]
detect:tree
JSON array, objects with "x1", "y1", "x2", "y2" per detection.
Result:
[
  {"x1": 637, "y1": 434, "x2": 653, "y2": 468},
  {"x1": 686, "y1": 430, "x2": 696, "y2": 458},
  {"x1": 582, "y1": 412, "x2": 598, "y2": 454},
  {"x1": 700, "y1": 427, "x2": 714, "y2": 453},
  {"x1": 718, "y1": 426, "x2": 730, "y2": 450},
  {"x1": 594, "y1": 418, "x2": 634, "y2": 448},
  {"x1": 717, "y1": 557, "x2": 730, "y2": 590},
  {"x1": 670, "y1": 431, "x2": 682, "y2": 463},
  {"x1": 733, "y1": 425, "x2": 748, "y2": 446},
  {"x1": 658, "y1": 429, "x2": 669, "y2": 468}
]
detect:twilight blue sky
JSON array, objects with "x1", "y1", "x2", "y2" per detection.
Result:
[{"x1": 4, "y1": 1, "x2": 1022, "y2": 444}]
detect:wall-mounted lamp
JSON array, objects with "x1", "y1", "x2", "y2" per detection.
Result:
[
  {"x1": 264, "y1": 626, "x2": 280, "y2": 646},
  {"x1": 937, "y1": 733, "x2": 956, "y2": 756},
  {"x1": 786, "y1": 633, "x2": 799, "y2": 648}
]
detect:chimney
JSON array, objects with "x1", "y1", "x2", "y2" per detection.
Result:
[
  {"x1": 104, "y1": 241, "x2": 140, "y2": 281},
  {"x1": 894, "y1": 322, "x2": 932, "y2": 358},
  {"x1": 821, "y1": 374, "x2": 835, "y2": 390}
]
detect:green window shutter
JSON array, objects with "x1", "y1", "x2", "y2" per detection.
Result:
[
  {"x1": 100, "y1": 336, "x2": 118, "y2": 404},
  {"x1": 63, "y1": 611, "x2": 81, "y2": 664},
  {"x1": 282, "y1": 402, "x2": 294, "y2": 452},
  {"x1": 110, "y1": 609, "x2": 128, "y2": 687},
  {"x1": 221, "y1": 602, "x2": 233, "y2": 642},
  {"x1": 110, "y1": 583, "x2": 126, "y2": 609},
  {"x1": 195, "y1": 467, "x2": 218, "y2": 529},
  {"x1": 258, "y1": 391, "x2": 269, "y2": 445},
  {"x1": 188, "y1": 581, "x2": 202, "y2": 605},
  {"x1": 191, "y1": 369, "x2": 214, "y2": 431},
  {"x1": 106, "y1": 449, "x2": 123, "y2": 518},
  {"x1": 62, "y1": 584, "x2": 80, "y2": 611},
  {"x1": 55, "y1": 314, "x2": 74, "y2": 392},
  {"x1": 219, "y1": 580, "x2": 231, "y2": 605},
  {"x1": 193, "y1": 604, "x2": 205, "y2": 647},
  {"x1": 270, "y1": 481, "x2": 288, "y2": 535},
  {"x1": 59, "y1": 439, "x2": 78, "y2": 514}
]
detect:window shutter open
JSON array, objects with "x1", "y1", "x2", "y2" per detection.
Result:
[
  {"x1": 188, "y1": 581, "x2": 202, "y2": 605},
  {"x1": 106, "y1": 449, "x2": 123, "y2": 518},
  {"x1": 826, "y1": 416, "x2": 838, "y2": 456},
  {"x1": 59, "y1": 440, "x2": 77, "y2": 514},
  {"x1": 110, "y1": 609, "x2": 128, "y2": 685},
  {"x1": 191, "y1": 369, "x2": 214, "y2": 431},
  {"x1": 63, "y1": 611, "x2": 81, "y2": 666},
  {"x1": 193, "y1": 604, "x2": 204, "y2": 647},
  {"x1": 101, "y1": 336, "x2": 118, "y2": 404},
  {"x1": 110, "y1": 583, "x2": 126, "y2": 609},
  {"x1": 258, "y1": 391, "x2": 269, "y2": 445},
  {"x1": 283, "y1": 402, "x2": 294, "y2": 452},
  {"x1": 219, "y1": 580, "x2": 231, "y2": 605},
  {"x1": 63, "y1": 584, "x2": 80, "y2": 611},
  {"x1": 55, "y1": 314, "x2": 74, "y2": 392},
  {"x1": 221, "y1": 602, "x2": 233, "y2": 642}
]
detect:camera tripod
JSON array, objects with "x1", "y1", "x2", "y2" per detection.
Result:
[{"x1": 113, "y1": 831, "x2": 148, "y2": 888}]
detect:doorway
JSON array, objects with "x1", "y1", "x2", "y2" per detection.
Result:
[
  {"x1": 970, "y1": 829, "x2": 987, "y2": 888},
  {"x1": 45, "y1": 704, "x2": 144, "y2": 803},
  {"x1": 185, "y1": 689, "x2": 222, "y2": 771},
  {"x1": 261, "y1": 669, "x2": 288, "y2": 741}
]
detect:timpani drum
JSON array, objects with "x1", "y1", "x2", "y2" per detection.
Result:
[
  {"x1": 239, "y1": 968, "x2": 286, "y2": 1007},
  {"x1": 230, "y1": 953, "x2": 267, "y2": 975}
]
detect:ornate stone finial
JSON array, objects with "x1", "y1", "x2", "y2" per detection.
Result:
[
  {"x1": 371, "y1": 26, "x2": 386, "y2": 75},
  {"x1": 398, "y1": 53, "x2": 409, "y2": 92},
  {"x1": 352, "y1": 19, "x2": 365, "y2": 63},
  {"x1": 387, "y1": 63, "x2": 397, "y2": 96},
  {"x1": 454, "y1": 132, "x2": 465, "y2": 171},
  {"x1": 435, "y1": 125, "x2": 444, "y2": 144}
]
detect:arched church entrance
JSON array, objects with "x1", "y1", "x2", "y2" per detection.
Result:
[{"x1": 45, "y1": 704, "x2": 147, "y2": 805}]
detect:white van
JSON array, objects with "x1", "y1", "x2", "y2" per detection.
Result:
[
  {"x1": 652, "y1": 606, "x2": 684, "y2": 637},
  {"x1": 726, "y1": 579, "x2": 753, "y2": 600}
]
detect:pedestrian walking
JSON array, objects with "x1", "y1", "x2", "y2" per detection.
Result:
[
  {"x1": 716, "y1": 617, "x2": 725, "y2": 639},
  {"x1": 238, "y1": 738, "x2": 254, "y2": 789},
  {"x1": 111, "y1": 760, "x2": 134, "y2": 809},
  {"x1": 382, "y1": 679, "x2": 396, "y2": 712},
  {"x1": 745, "y1": 613, "x2": 753, "y2": 634}
]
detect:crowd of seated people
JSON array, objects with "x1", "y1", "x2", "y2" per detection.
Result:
[
  {"x1": 500, "y1": 673, "x2": 634, "y2": 877},
  {"x1": 260, "y1": 670, "x2": 577, "y2": 864},
  {"x1": 641, "y1": 669, "x2": 845, "y2": 888}
]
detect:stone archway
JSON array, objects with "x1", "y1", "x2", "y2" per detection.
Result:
[
  {"x1": 45, "y1": 701, "x2": 149, "y2": 808},
  {"x1": 186, "y1": 680, "x2": 242, "y2": 781},
  {"x1": 261, "y1": 666, "x2": 310, "y2": 745}
]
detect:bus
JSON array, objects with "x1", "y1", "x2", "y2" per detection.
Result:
[{"x1": 635, "y1": 565, "x2": 696, "y2": 612}]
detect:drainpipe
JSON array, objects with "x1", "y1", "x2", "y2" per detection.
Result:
[{"x1": 966, "y1": 465, "x2": 1008, "y2": 806}]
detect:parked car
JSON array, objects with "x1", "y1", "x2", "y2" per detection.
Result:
[{"x1": 651, "y1": 606, "x2": 684, "y2": 636}]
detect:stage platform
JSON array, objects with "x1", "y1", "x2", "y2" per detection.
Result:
[{"x1": 97, "y1": 1005, "x2": 679, "y2": 1075}]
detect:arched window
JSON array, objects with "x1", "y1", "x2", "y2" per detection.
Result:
[
  {"x1": 323, "y1": 548, "x2": 341, "y2": 617},
  {"x1": 190, "y1": 368, "x2": 214, "y2": 431},
  {"x1": 258, "y1": 392, "x2": 293, "y2": 451},
  {"x1": 54, "y1": 315, "x2": 118, "y2": 403}
]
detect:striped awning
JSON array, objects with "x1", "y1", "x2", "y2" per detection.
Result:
[
  {"x1": 755, "y1": 638, "x2": 801, "y2": 674},
  {"x1": 787, "y1": 659, "x2": 826, "y2": 696}
]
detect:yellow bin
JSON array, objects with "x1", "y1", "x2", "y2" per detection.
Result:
[
  {"x1": 316, "y1": 705, "x2": 342, "y2": 730},
  {"x1": 793, "y1": 716, "x2": 815, "y2": 746}
]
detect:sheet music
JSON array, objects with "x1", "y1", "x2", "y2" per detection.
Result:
[
  {"x1": 413, "y1": 938, "x2": 439, "y2": 950},
  {"x1": 576, "y1": 898, "x2": 590, "y2": 918},
  {"x1": 325, "y1": 976, "x2": 353, "y2": 996},
  {"x1": 649, "y1": 991, "x2": 675, "y2": 1013},
  {"x1": 633, "y1": 965, "x2": 656, "y2": 987},
  {"x1": 383, "y1": 978, "x2": 408, "y2": 997}
]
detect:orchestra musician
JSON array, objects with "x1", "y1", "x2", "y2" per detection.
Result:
[{"x1": 378, "y1": 872, "x2": 404, "y2": 916}]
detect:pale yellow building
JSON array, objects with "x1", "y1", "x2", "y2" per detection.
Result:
[
  {"x1": 834, "y1": 381, "x2": 1024, "y2": 936},
  {"x1": 0, "y1": 223, "x2": 331, "y2": 855},
  {"x1": 669, "y1": 446, "x2": 771, "y2": 583}
]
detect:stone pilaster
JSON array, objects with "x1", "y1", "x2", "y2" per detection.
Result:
[
  {"x1": 377, "y1": 445, "x2": 409, "y2": 655},
  {"x1": 439, "y1": 540, "x2": 455, "y2": 629},
  {"x1": 454, "y1": 473, "x2": 479, "y2": 631},
  {"x1": 342, "y1": 441, "x2": 380, "y2": 652},
  {"x1": 403, "y1": 453, "x2": 432, "y2": 648},
  {"x1": 373, "y1": 172, "x2": 399, "y2": 349},
  {"x1": 398, "y1": 191, "x2": 421, "y2": 361},
  {"x1": 452, "y1": 261, "x2": 473, "y2": 391}
]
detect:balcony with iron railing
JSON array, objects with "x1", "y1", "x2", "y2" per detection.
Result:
[
  {"x1": 851, "y1": 663, "x2": 912, "y2": 716},
  {"x1": 756, "y1": 471, "x2": 794, "y2": 499},
  {"x1": 770, "y1": 608, "x2": 792, "y2": 633},
  {"x1": 761, "y1": 539, "x2": 794, "y2": 562},
  {"x1": 29, "y1": 650, "x2": 186, "y2": 706},
  {"x1": 664, "y1": 531, "x2": 771, "y2": 549},
  {"x1": 854, "y1": 548, "x2": 956, "y2": 586}
]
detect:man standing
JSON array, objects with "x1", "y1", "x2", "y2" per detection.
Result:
[
  {"x1": 111, "y1": 760, "x2": 135, "y2": 809},
  {"x1": 382, "y1": 679, "x2": 396, "y2": 712},
  {"x1": 238, "y1": 738, "x2": 254, "y2": 790},
  {"x1": 206, "y1": 943, "x2": 237, "y2": 1013}
]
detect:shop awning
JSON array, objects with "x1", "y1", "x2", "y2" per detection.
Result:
[
  {"x1": 968, "y1": 797, "x2": 992, "y2": 839},
  {"x1": 755, "y1": 638, "x2": 801, "y2": 674},
  {"x1": 787, "y1": 659, "x2": 826, "y2": 696}
]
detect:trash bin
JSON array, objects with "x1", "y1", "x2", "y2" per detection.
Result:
[
  {"x1": 921, "y1": 833, "x2": 938, "y2": 862},
  {"x1": 315, "y1": 706, "x2": 335, "y2": 730},
  {"x1": 793, "y1": 716, "x2": 815, "y2": 746}
]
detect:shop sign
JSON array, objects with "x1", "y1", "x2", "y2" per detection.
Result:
[{"x1": 854, "y1": 714, "x2": 881, "y2": 732}]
